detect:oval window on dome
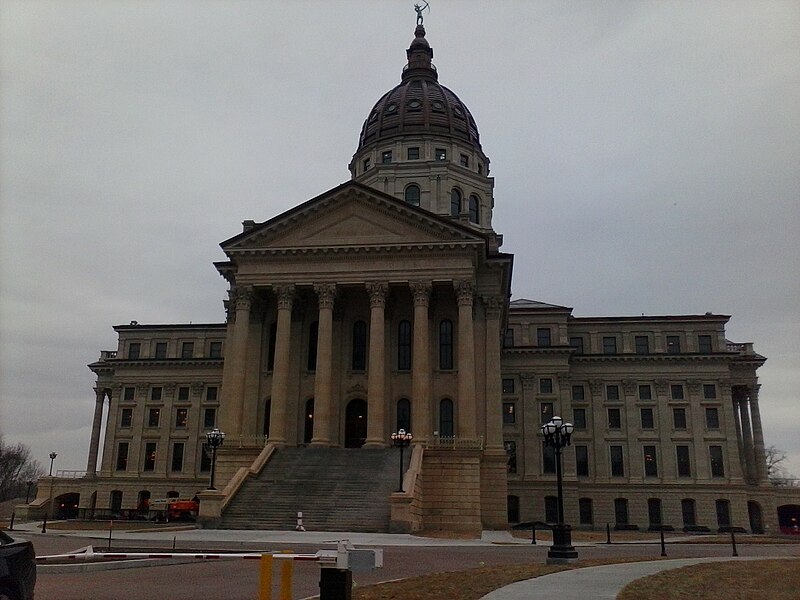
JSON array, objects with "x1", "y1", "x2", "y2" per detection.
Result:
[
  {"x1": 369, "y1": 111, "x2": 379, "y2": 122},
  {"x1": 432, "y1": 101, "x2": 444, "y2": 111},
  {"x1": 453, "y1": 106, "x2": 464, "y2": 118},
  {"x1": 405, "y1": 184, "x2": 421, "y2": 207},
  {"x1": 408, "y1": 99, "x2": 422, "y2": 109},
  {"x1": 386, "y1": 103, "x2": 397, "y2": 113}
]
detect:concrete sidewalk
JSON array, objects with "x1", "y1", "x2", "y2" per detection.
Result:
[{"x1": 479, "y1": 556, "x2": 787, "y2": 600}]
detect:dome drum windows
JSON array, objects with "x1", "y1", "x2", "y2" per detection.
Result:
[
  {"x1": 450, "y1": 188, "x2": 462, "y2": 216},
  {"x1": 468, "y1": 195, "x2": 480, "y2": 224},
  {"x1": 404, "y1": 184, "x2": 420, "y2": 207}
]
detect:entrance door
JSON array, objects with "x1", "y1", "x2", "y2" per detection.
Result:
[
  {"x1": 345, "y1": 399, "x2": 368, "y2": 448},
  {"x1": 304, "y1": 398, "x2": 315, "y2": 444}
]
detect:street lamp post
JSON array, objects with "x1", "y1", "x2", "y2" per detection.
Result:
[
  {"x1": 205, "y1": 428, "x2": 226, "y2": 490},
  {"x1": 390, "y1": 429, "x2": 413, "y2": 492},
  {"x1": 48, "y1": 452, "x2": 58, "y2": 477},
  {"x1": 541, "y1": 415, "x2": 578, "y2": 562}
]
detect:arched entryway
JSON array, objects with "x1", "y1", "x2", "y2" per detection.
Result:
[
  {"x1": 778, "y1": 504, "x2": 800, "y2": 535},
  {"x1": 748, "y1": 501, "x2": 764, "y2": 533},
  {"x1": 345, "y1": 398, "x2": 368, "y2": 448},
  {"x1": 54, "y1": 492, "x2": 80, "y2": 519},
  {"x1": 304, "y1": 398, "x2": 315, "y2": 444}
]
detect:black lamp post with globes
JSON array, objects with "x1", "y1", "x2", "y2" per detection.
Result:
[
  {"x1": 205, "y1": 428, "x2": 226, "y2": 490},
  {"x1": 541, "y1": 415, "x2": 578, "y2": 562},
  {"x1": 390, "y1": 429, "x2": 413, "y2": 492}
]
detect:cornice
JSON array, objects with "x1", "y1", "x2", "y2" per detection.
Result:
[
  {"x1": 226, "y1": 240, "x2": 485, "y2": 258},
  {"x1": 99, "y1": 358, "x2": 225, "y2": 368}
]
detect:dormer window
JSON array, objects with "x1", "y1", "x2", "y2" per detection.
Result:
[{"x1": 435, "y1": 148, "x2": 447, "y2": 161}]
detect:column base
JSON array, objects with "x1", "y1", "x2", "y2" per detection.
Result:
[
  {"x1": 310, "y1": 439, "x2": 332, "y2": 447},
  {"x1": 363, "y1": 441, "x2": 387, "y2": 449}
]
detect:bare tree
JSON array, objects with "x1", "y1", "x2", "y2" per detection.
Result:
[
  {"x1": 0, "y1": 436, "x2": 44, "y2": 501},
  {"x1": 766, "y1": 445, "x2": 797, "y2": 487}
]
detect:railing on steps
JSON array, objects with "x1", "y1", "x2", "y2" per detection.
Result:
[
  {"x1": 224, "y1": 434, "x2": 269, "y2": 449},
  {"x1": 425, "y1": 435, "x2": 484, "y2": 450},
  {"x1": 221, "y1": 443, "x2": 277, "y2": 511}
]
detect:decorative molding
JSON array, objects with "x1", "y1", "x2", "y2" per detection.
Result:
[
  {"x1": 274, "y1": 284, "x2": 295, "y2": 311},
  {"x1": 686, "y1": 380, "x2": 701, "y2": 394},
  {"x1": 454, "y1": 280, "x2": 474, "y2": 306},
  {"x1": 519, "y1": 373, "x2": 537, "y2": 391},
  {"x1": 366, "y1": 282, "x2": 389, "y2": 308},
  {"x1": 191, "y1": 382, "x2": 204, "y2": 397},
  {"x1": 589, "y1": 379, "x2": 603, "y2": 395},
  {"x1": 482, "y1": 295, "x2": 503, "y2": 319},
  {"x1": 409, "y1": 280, "x2": 432, "y2": 307},
  {"x1": 313, "y1": 283, "x2": 337, "y2": 310},
  {"x1": 654, "y1": 379, "x2": 668, "y2": 395}
]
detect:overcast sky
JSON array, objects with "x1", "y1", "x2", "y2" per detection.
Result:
[{"x1": 2, "y1": 1, "x2": 798, "y2": 478}]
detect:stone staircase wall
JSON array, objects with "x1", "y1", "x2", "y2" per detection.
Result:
[{"x1": 420, "y1": 449, "x2": 482, "y2": 532}]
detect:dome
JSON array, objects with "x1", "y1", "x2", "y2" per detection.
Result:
[{"x1": 356, "y1": 25, "x2": 482, "y2": 153}]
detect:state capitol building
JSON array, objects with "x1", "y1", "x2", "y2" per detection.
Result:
[{"x1": 27, "y1": 22, "x2": 798, "y2": 535}]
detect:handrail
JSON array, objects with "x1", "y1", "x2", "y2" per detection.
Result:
[
  {"x1": 425, "y1": 436, "x2": 484, "y2": 450},
  {"x1": 221, "y1": 443, "x2": 276, "y2": 510}
]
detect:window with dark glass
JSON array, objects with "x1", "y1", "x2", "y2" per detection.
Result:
[
  {"x1": 439, "y1": 398, "x2": 454, "y2": 437},
  {"x1": 435, "y1": 148, "x2": 446, "y2": 161},
  {"x1": 666, "y1": 335, "x2": 681, "y2": 354},
  {"x1": 120, "y1": 408, "x2": 133, "y2": 428},
  {"x1": 540, "y1": 378, "x2": 553, "y2": 394},
  {"x1": 116, "y1": 442, "x2": 129, "y2": 471},
  {"x1": 673, "y1": 407, "x2": 687, "y2": 429},
  {"x1": 671, "y1": 384, "x2": 684, "y2": 400},
  {"x1": 200, "y1": 443, "x2": 211, "y2": 472},
  {"x1": 502, "y1": 378, "x2": 515, "y2": 394},
  {"x1": 150, "y1": 386, "x2": 162, "y2": 402},
  {"x1": 610, "y1": 445, "x2": 624, "y2": 476},
  {"x1": 267, "y1": 322, "x2": 277, "y2": 370},
  {"x1": 397, "y1": 398, "x2": 411, "y2": 432},
  {"x1": 716, "y1": 499, "x2": 731, "y2": 528},
  {"x1": 544, "y1": 496, "x2": 558, "y2": 523},
  {"x1": 181, "y1": 342, "x2": 194, "y2": 359},
  {"x1": 573, "y1": 408, "x2": 586, "y2": 430},
  {"x1": 171, "y1": 442, "x2": 184, "y2": 472},
  {"x1": 569, "y1": 336, "x2": 584, "y2": 354},
  {"x1": 404, "y1": 184, "x2": 420, "y2": 206},
  {"x1": 638, "y1": 384, "x2": 652, "y2": 400},
  {"x1": 363, "y1": 158, "x2": 371, "y2": 171},
  {"x1": 572, "y1": 385, "x2": 585, "y2": 401},
  {"x1": 579, "y1": 498, "x2": 593, "y2": 525},
  {"x1": 576, "y1": 445, "x2": 589, "y2": 476},
  {"x1": 634, "y1": 335, "x2": 649, "y2": 354},
  {"x1": 540, "y1": 402, "x2": 553, "y2": 425},
  {"x1": 175, "y1": 408, "x2": 188, "y2": 428},
  {"x1": 607, "y1": 384, "x2": 620, "y2": 401},
  {"x1": 608, "y1": 408, "x2": 621, "y2": 429},
  {"x1": 128, "y1": 342, "x2": 140, "y2": 359},
  {"x1": 381, "y1": 150, "x2": 392, "y2": 163},
  {"x1": 676, "y1": 445, "x2": 692, "y2": 477},
  {"x1": 154, "y1": 342, "x2": 167, "y2": 359},
  {"x1": 710, "y1": 445, "x2": 725, "y2": 477},
  {"x1": 450, "y1": 188, "x2": 462, "y2": 216},
  {"x1": 543, "y1": 442, "x2": 556, "y2": 474},
  {"x1": 682, "y1": 498, "x2": 696, "y2": 527},
  {"x1": 703, "y1": 384, "x2": 717, "y2": 399},
  {"x1": 398, "y1": 320, "x2": 412, "y2": 370},
  {"x1": 439, "y1": 319, "x2": 454, "y2": 370},
  {"x1": 178, "y1": 386, "x2": 190, "y2": 402},
  {"x1": 537, "y1": 328, "x2": 551, "y2": 347},
  {"x1": 143, "y1": 442, "x2": 157, "y2": 471},
  {"x1": 705, "y1": 407, "x2": 720, "y2": 429},
  {"x1": 352, "y1": 320, "x2": 367, "y2": 370},
  {"x1": 602, "y1": 336, "x2": 617, "y2": 354},
  {"x1": 698, "y1": 334, "x2": 713, "y2": 353},
  {"x1": 203, "y1": 408, "x2": 216, "y2": 428},
  {"x1": 124, "y1": 386, "x2": 135, "y2": 402},
  {"x1": 460, "y1": 153, "x2": 469, "y2": 167},
  {"x1": 505, "y1": 441, "x2": 517, "y2": 474},
  {"x1": 407, "y1": 147, "x2": 420, "y2": 160},
  {"x1": 502, "y1": 402, "x2": 516, "y2": 424},
  {"x1": 110, "y1": 490, "x2": 123, "y2": 512},
  {"x1": 307, "y1": 321, "x2": 318, "y2": 371},
  {"x1": 477, "y1": 163, "x2": 483, "y2": 174},
  {"x1": 614, "y1": 498, "x2": 629, "y2": 526},
  {"x1": 468, "y1": 195, "x2": 479, "y2": 224},
  {"x1": 640, "y1": 408, "x2": 654, "y2": 429},
  {"x1": 206, "y1": 386, "x2": 218, "y2": 402},
  {"x1": 209, "y1": 341, "x2": 222, "y2": 358},
  {"x1": 644, "y1": 446, "x2": 658, "y2": 477},
  {"x1": 148, "y1": 408, "x2": 160, "y2": 428},
  {"x1": 503, "y1": 328, "x2": 515, "y2": 348},
  {"x1": 648, "y1": 498, "x2": 663, "y2": 526}
]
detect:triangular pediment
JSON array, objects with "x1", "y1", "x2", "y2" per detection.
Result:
[{"x1": 222, "y1": 181, "x2": 486, "y2": 253}]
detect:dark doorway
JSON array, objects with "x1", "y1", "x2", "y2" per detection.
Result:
[
  {"x1": 777, "y1": 504, "x2": 800, "y2": 534},
  {"x1": 263, "y1": 399, "x2": 271, "y2": 438},
  {"x1": 54, "y1": 492, "x2": 80, "y2": 519},
  {"x1": 507, "y1": 495, "x2": 520, "y2": 523},
  {"x1": 304, "y1": 398, "x2": 315, "y2": 444},
  {"x1": 345, "y1": 398, "x2": 368, "y2": 448},
  {"x1": 748, "y1": 501, "x2": 764, "y2": 533}
]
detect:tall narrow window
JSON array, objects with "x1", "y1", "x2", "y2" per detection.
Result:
[
  {"x1": 175, "y1": 408, "x2": 188, "y2": 428},
  {"x1": 607, "y1": 408, "x2": 621, "y2": 429},
  {"x1": 120, "y1": 408, "x2": 133, "y2": 428},
  {"x1": 640, "y1": 408, "x2": 654, "y2": 429},
  {"x1": 576, "y1": 445, "x2": 589, "y2": 477},
  {"x1": 643, "y1": 446, "x2": 658, "y2": 477},
  {"x1": 505, "y1": 441, "x2": 517, "y2": 473},
  {"x1": 503, "y1": 328, "x2": 515, "y2": 348},
  {"x1": 439, "y1": 398, "x2": 454, "y2": 437},
  {"x1": 716, "y1": 499, "x2": 731, "y2": 528},
  {"x1": 681, "y1": 498, "x2": 696, "y2": 527},
  {"x1": 673, "y1": 407, "x2": 687, "y2": 429},
  {"x1": 638, "y1": 384, "x2": 652, "y2": 400},
  {"x1": 439, "y1": 319, "x2": 454, "y2": 370},
  {"x1": 614, "y1": 498, "x2": 629, "y2": 526},
  {"x1": 450, "y1": 188, "x2": 462, "y2": 216},
  {"x1": 116, "y1": 442, "x2": 129, "y2": 471},
  {"x1": 209, "y1": 341, "x2": 222, "y2": 358},
  {"x1": 143, "y1": 443, "x2": 157, "y2": 471},
  {"x1": 200, "y1": 443, "x2": 211, "y2": 472},
  {"x1": 468, "y1": 195, "x2": 480, "y2": 224},
  {"x1": 171, "y1": 443, "x2": 184, "y2": 472},
  {"x1": 397, "y1": 398, "x2": 411, "y2": 432},
  {"x1": 405, "y1": 184, "x2": 420, "y2": 207},
  {"x1": 307, "y1": 321, "x2": 318, "y2": 371},
  {"x1": 206, "y1": 386, "x2": 218, "y2": 402},
  {"x1": 572, "y1": 385, "x2": 585, "y2": 401},
  {"x1": 537, "y1": 328, "x2": 551, "y2": 347},
  {"x1": 610, "y1": 445, "x2": 624, "y2": 476},
  {"x1": 267, "y1": 322, "x2": 277, "y2": 371},
  {"x1": 398, "y1": 320, "x2": 412, "y2": 370},
  {"x1": 539, "y1": 378, "x2": 553, "y2": 394},
  {"x1": 710, "y1": 445, "x2": 725, "y2": 477},
  {"x1": 698, "y1": 334, "x2": 713, "y2": 353},
  {"x1": 569, "y1": 337, "x2": 584, "y2": 354},
  {"x1": 203, "y1": 408, "x2": 216, "y2": 428},
  {"x1": 634, "y1": 335, "x2": 649, "y2": 354},
  {"x1": 602, "y1": 336, "x2": 617, "y2": 354},
  {"x1": 572, "y1": 408, "x2": 586, "y2": 429},
  {"x1": 666, "y1": 335, "x2": 681, "y2": 354},
  {"x1": 579, "y1": 498, "x2": 593, "y2": 525},
  {"x1": 154, "y1": 342, "x2": 167, "y2": 359},
  {"x1": 181, "y1": 342, "x2": 194, "y2": 359},
  {"x1": 352, "y1": 320, "x2": 367, "y2": 370},
  {"x1": 648, "y1": 498, "x2": 663, "y2": 527},
  {"x1": 705, "y1": 407, "x2": 720, "y2": 429},
  {"x1": 543, "y1": 443, "x2": 556, "y2": 474},
  {"x1": 503, "y1": 402, "x2": 516, "y2": 424},
  {"x1": 127, "y1": 342, "x2": 140, "y2": 359},
  {"x1": 676, "y1": 445, "x2": 692, "y2": 477},
  {"x1": 703, "y1": 384, "x2": 717, "y2": 399},
  {"x1": 544, "y1": 496, "x2": 558, "y2": 523}
]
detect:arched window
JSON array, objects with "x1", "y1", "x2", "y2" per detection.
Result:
[
  {"x1": 439, "y1": 319, "x2": 454, "y2": 370},
  {"x1": 468, "y1": 195, "x2": 480, "y2": 224},
  {"x1": 439, "y1": 398, "x2": 454, "y2": 437},
  {"x1": 267, "y1": 322, "x2": 277, "y2": 371},
  {"x1": 307, "y1": 321, "x2": 318, "y2": 371},
  {"x1": 397, "y1": 398, "x2": 411, "y2": 432},
  {"x1": 450, "y1": 188, "x2": 462, "y2": 216},
  {"x1": 405, "y1": 184, "x2": 420, "y2": 206},
  {"x1": 110, "y1": 490, "x2": 123, "y2": 513},
  {"x1": 352, "y1": 320, "x2": 367, "y2": 370},
  {"x1": 398, "y1": 320, "x2": 412, "y2": 370}
]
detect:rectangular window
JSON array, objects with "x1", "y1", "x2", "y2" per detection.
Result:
[
  {"x1": 608, "y1": 408, "x2": 621, "y2": 429},
  {"x1": 439, "y1": 320, "x2": 454, "y2": 370},
  {"x1": 120, "y1": 408, "x2": 133, "y2": 428},
  {"x1": 573, "y1": 408, "x2": 587, "y2": 430},
  {"x1": 703, "y1": 384, "x2": 717, "y2": 399},
  {"x1": 397, "y1": 320, "x2": 412, "y2": 371},
  {"x1": 124, "y1": 386, "x2": 135, "y2": 402},
  {"x1": 115, "y1": 442, "x2": 129, "y2": 471},
  {"x1": 206, "y1": 386, "x2": 218, "y2": 402},
  {"x1": 175, "y1": 408, "x2": 188, "y2": 428},
  {"x1": 614, "y1": 498, "x2": 629, "y2": 526},
  {"x1": 539, "y1": 378, "x2": 553, "y2": 394},
  {"x1": 537, "y1": 328, "x2": 551, "y2": 347},
  {"x1": 638, "y1": 384, "x2": 652, "y2": 401},
  {"x1": 676, "y1": 445, "x2": 692, "y2": 477},
  {"x1": 407, "y1": 147, "x2": 420, "y2": 160},
  {"x1": 435, "y1": 148, "x2": 447, "y2": 161},
  {"x1": 504, "y1": 441, "x2": 517, "y2": 474},
  {"x1": 127, "y1": 342, "x2": 140, "y2": 359},
  {"x1": 477, "y1": 162, "x2": 483, "y2": 174},
  {"x1": 171, "y1": 442, "x2": 184, "y2": 472},
  {"x1": 150, "y1": 386, "x2": 162, "y2": 402},
  {"x1": 178, "y1": 386, "x2": 190, "y2": 402},
  {"x1": 154, "y1": 342, "x2": 167, "y2": 359},
  {"x1": 147, "y1": 408, "x2": 160, "y2": 428},
  {"x1": 698, "y1": 335, "x2": 713, "y2": 353},
  {"x1": 640, "y1": 408, "x2": 654, "y2": 429},
  {"x1": 143, "y1": 442, "x2": 157, "y2": 471},
  {"x1": 666, "y1": 335, "x2": 681, "y2": 354},
  {"x1": 610, "y1": 445, "x2": 624, "y2": 476},
  {"x1": 204, "y1": 408, "x2": 217, "y2": 428},
  {"x1": 540, "y1": 402, "x2": 554, "y2": 425},
  {"x1": 502, "y1": 378, "x2": 515, "y2": 394},
  {"x1": 200, "y1": 443, "x2": 211, "y2": 472},
  {"x1": 209, "y1": 341, "x2": 222, "y2": 358},
  {"x1": 503, "y1": 328, "x2": 514, "y2": 348},
  {"x1": 606, "y1": 384, "x2": 620, "y2": 401},
  {"x1": 459, "y1": 153, "x2": 469, "y2": 167},
  {"x1": 716, "y1": 499, "x2": 731, "y2": 528},
  {"x1": 602, "y1": 336, "x2": 617, "y2": 354},
  {"x1": 362, "y1": 158, "x2": 371, "y2": 171},
  {"x1": 705, "y1": 407, "x2": 720, "y2": 429},
  {"x1": 710, "y1": 445, "x2": 725, "y2": 477},
  {"x1": 673, "y1": 407, "x2": 687, "y2": 429},
  {"x1": 579, "y1": 498, "x2": 593, "y2": 525},
  {"x1": 381, "y1": 150, "x2": 392, "y2": 163},
  {"x1": 572, "y1": 385, "x2": 585, "y2": 401},
  {"x1": 576, "y1": 445, "x2": 589, "y2": 477},
  {"x1": 181, "y1": 342, "x2": 194, "y2": 359},
  {"x1": 671, "y1": 384, "x2": 684, "y2": 400},
  {"x1": 543, "y1": 443, "x2": 556, "y2": 474},
  {"x1": 569, "y1": 336, "x2": 584, "y2": 354},
  {"x1": 502, "y1": 402, "x2": 516, "y2": 424},
  {"x1": 648, "y1": 498, "x2": 663, "y2": 526},
  {"x1": 634, "y1": 335, "x2": 649, "y2": 355},
  {"x1": 682, "y1": 498, "x2": 696, "y2": 527},
  {"x1": 643, "y1": 445, "x2": 658, "y2": 477}
]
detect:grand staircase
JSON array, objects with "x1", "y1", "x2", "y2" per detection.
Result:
[{"x1": 219, "y1": 447, "x2": 407, "y2": 531}]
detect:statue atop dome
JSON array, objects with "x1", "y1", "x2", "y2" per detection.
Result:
[{"x1": 414, "y1": 2, "x2": 429, "y2": 25}]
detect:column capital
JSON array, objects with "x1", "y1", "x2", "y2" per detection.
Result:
[
  {"x1": 313, "y1": 283, "x2": 337, "y2": 310},
  {"x1": 409, "y1": 280, "x2": 432, "y2": 307},
  {"x1": 481, "y1": 295, "x2": 503, "y2": 318},
  {"x1": 589, "y1": 379, "x2": 604, "y2": 395},
  {"x1": 274, "y1": 284, "x2": 295, "y2": 310},
  {"x1": 520, "y1": 373, "x2": 537, "y2": 391},
  {"x1": 654, "y1": 379, "x2": 668, "y2": 395},
  {"x1": 622, "y1": 379, "x2": 637, "y2": 395},
  {"x1": 454, "y1": 280, "x2": 474, "y2": 306},
  {"x1": 686, "y1": 379, "x2": 702, "y2": 395},
  {"x1": 557, "y1": 373, "x2": 571, "y2": 388},
  {"x1": 748, "y1": 383, "x2": 761, "y2": 399},
  {"x1": 366, "y1": 282, "x2": 389, "y2": 308},
  {"x1": 231, "y1": 285, "x2": 255, "y2": 311},
  {"x1": 93, "y1": 387, "x2": 107, "y2": 401}
]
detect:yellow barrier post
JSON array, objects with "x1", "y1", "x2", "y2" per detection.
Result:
[
  {"x1": 259, "y1": 554, "x2": 273, "y2": 600},
  {"x1": 280, "y1": 550, "x2": 293, "y2": 600}
]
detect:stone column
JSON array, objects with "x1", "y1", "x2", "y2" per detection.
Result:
[
  {"x1": 738, "y1": 387, "x2": 756, "y2": 482},
  {"x1": 365, "y1": 282, "x2": 388, "y2": 447},
  {"x1": 269, "y1": 285, "x2": 295, "y2": 446},
  {"x1": 483, "y1": 296, "x2": 503, "y2": 450},
  {"x1": 720, "y1": 381, "x2": 743, "y2": 481},
  {"x1": 86, "y1": 387, "x2": 107, "y2": 476},
  {"x1": 455, "y1": 280, "x2": 477, "y2": 438},
  {"x1": 410, "y1": 281, "x2": 432, "y2": 442},
  {"x1": 748, "y1": 384, "x2": 770, "y2": 483},
  {"x1": 311, "y1": 283, "x2": 336, "y2": 446},
  {"x1": 219, "y1": 285, "x2": 254, "y2": 436}
]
